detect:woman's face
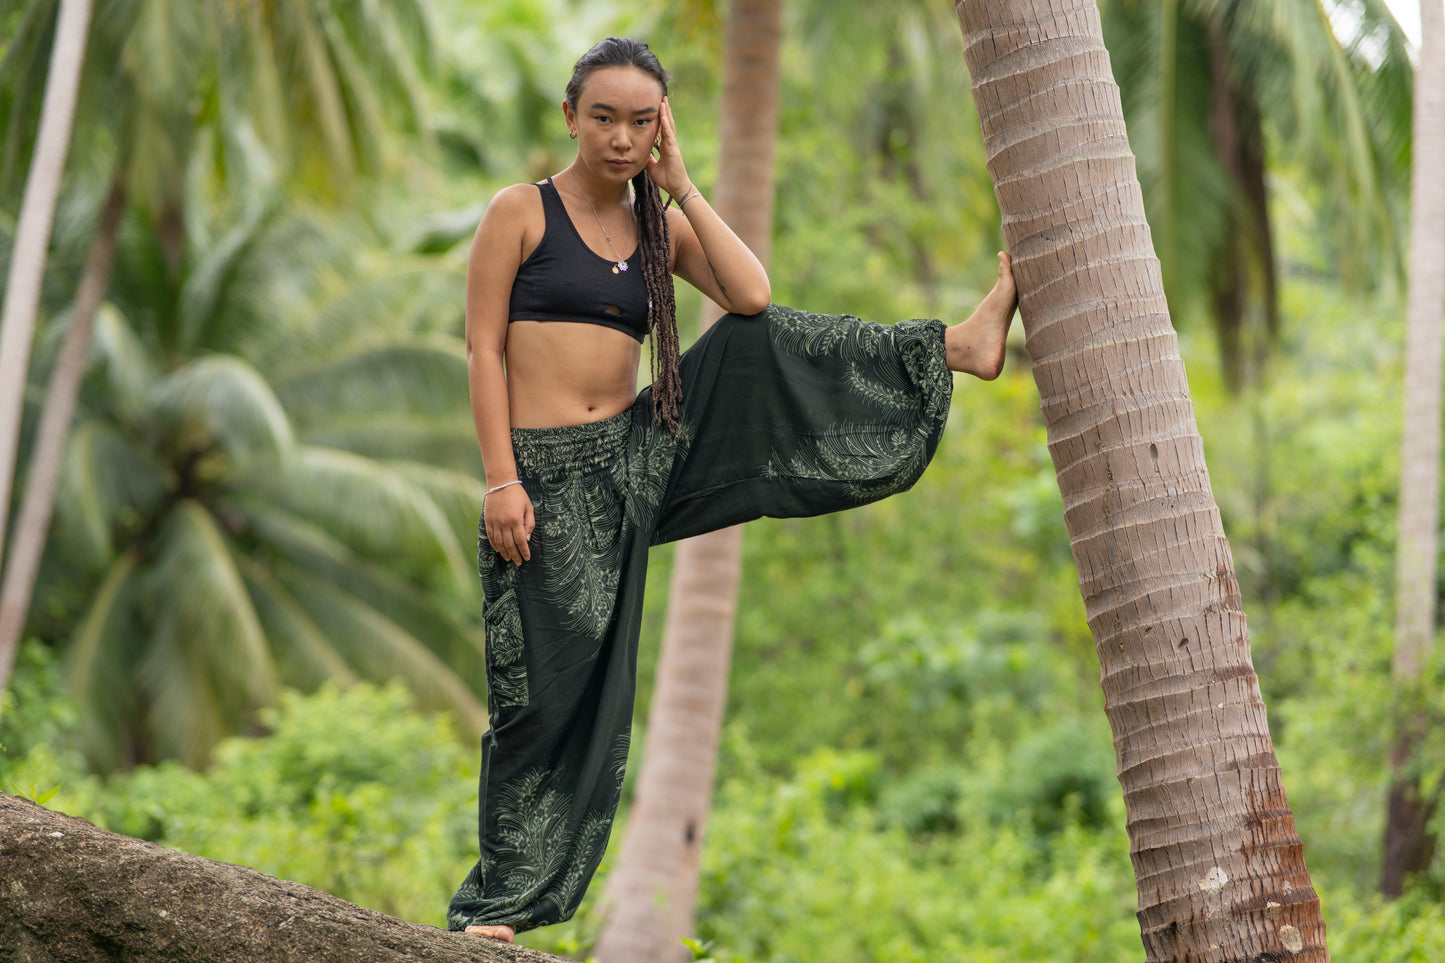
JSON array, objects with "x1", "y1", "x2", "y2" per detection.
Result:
[{"x1": 566, "y1": 66, "x2": 665, "y2": 184}]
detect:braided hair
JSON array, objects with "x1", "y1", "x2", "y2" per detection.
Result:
[{"x1": 566, "y1": 38, "x2": 682, "y2": 435}]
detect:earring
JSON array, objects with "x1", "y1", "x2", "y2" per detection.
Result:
[{"x1": 569, "y1": 130, "x2": 577, "y2": 139}]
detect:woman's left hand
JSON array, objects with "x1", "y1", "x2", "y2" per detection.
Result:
[{"x1": 648, "y1": 98, "x2": 693, "y2": 201}]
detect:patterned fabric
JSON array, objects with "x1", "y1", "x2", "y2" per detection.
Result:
[{"x1": 448, "y1": 305, "x2": 952, "y2": 933}]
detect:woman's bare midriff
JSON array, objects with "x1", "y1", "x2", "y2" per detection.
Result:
[{"x1": 505, "y1": 320, "x2": 645, "y2": 428}]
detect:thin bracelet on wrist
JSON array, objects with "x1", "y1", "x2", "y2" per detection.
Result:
[
  {"x1": 676, "y1": 188, "x2": 700, "y2": 210},
  {"x1": 484, "y1": 480, "x2": 523, "y2": 498}
]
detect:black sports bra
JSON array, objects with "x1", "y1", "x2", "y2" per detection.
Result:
[{"x1": 507, "y1": 178, "x2": 650, "y2": 342}]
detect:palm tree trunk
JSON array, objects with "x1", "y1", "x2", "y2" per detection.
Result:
[
  {"x1": 0, "y1": 0, "x2": 94, "y2": 569},
  {"x1": 1381, "y1": 0, "x2": 1445, "y2": 900},
  {"x1": 953, "y1": 1, "x2": 1327, "y2": 960},
  {"x1": 591, "y1": 3, "x2": 781, "y2": 960},
  {"x1": 0, "y1": 175, "x2": 125, "y2": 696}
]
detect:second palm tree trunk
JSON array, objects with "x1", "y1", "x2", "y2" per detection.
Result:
[{"x1": 1382, "y1": 0, "x2": 1445, "y2": 900}]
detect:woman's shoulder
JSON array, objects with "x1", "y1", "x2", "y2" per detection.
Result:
[
  {"x1": 478, "y1": 182, "x2": 549, "y2": 241},
  {"x1": 486, "y1": 181, "x2": 547, "y2": 215}
]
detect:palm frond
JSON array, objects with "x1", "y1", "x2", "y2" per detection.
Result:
[
  {"x1": 386, "y1": 459, "x2": 490, "y2": 544},
  {"x1": 429, "y1": 0, "x2": 643, "y2": 175},
  {"x1": 238, "y1": 499, "x2": 484, "y2": 679},
  {"x1": 0, "y1": 0, "x2": 59, "y2": 201},
  {"x1": 112, "y1": 0, "x2": 216, "y2": 217},
  {"x1": 263, "y1": 444, "x2": 472, "y2": 593},
  {"x1": 238, "y1": 554, "x2": 359, "y2": 690},
  {"x1": 280, "y1": 564, "x2": 486, "y2": 742},
  {"x1": 66, "y1": 550, "x2": 140, "y2": 769},
  {"x1": 271, "y1": 334, "x2": 468, "y2": 422},
  {"x1": 1197, "y1": 0, "x2": 1410, "y2": 266},
  {"x1": 397, "y1": 203, "x2": 486, "y2": 255},
  {"x1": 143, "y1": 500, "x2": 278, "y2": 713},
  {"x1": 316, "y1": 3, "x2": 391, "y2": 171},
  {"x1": 174, "y1": 198, "x2": 279, "y2": 353},
  {"x1": 222, "y1": 5, "x2": 290, "y2": 182},
  {"x1": 137, "y1": 613, "x2": 231, "y2": 767},
  {"x1": 1099, "y1": 0, "x2": 1412, "y2": 383},
  {"x1": 359, "y1": 0, "x2": 436, "y2": 126},
  {"x1": 150, "y1": 354, "x2": 295, "y2": 468},
  {"x1": 275, "y1": 1, "x2": 355, "y2": 180},
  {"x1": 296, "y1": 413, "x2": 480, "y2": 474},
  {"x1": 258, "y1": 265, "x2": 463, "y2": 373},
  {"x1": 55, "y1": 419, "x2": 166, "y2": 566},
  {"x1": 88, "y1": 303, "x2": 157, "y2": 424},
  {"x1": 125, "y1": 499, "x2": 278, "y2": 765}
]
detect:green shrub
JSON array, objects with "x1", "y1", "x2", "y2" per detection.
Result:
[{"x1": 41, "y1": 683, "x2": 480, "y2": 928}]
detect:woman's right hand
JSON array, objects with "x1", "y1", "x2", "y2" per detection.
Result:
[
  {"x1": 484, "y1": 484, "x2": 535, "y2": 566},
  {"x1": 648, "y1": 97, "x2": 692, "y2": 201}
]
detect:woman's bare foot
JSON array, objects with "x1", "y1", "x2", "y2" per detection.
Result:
[
  {"x1": 945, "y1": 251, "x2": 1018, "y2": 380},
  {"x1": 465, "y1": 924, "x2": 516, "y2": 942}
]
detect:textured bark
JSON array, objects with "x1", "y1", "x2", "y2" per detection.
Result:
[
  {"x1": 0, "y1": 0, "x2": 93, "y2": 601},
  {"x1": 0, "y1": 793, "x2": 565, "y2": 963},
  {"x1": 954, "y1": 1, "x2": 1327, "y2": 960},
  {"x1": 590, "y1": 3, "x2": 781, "y2": 961},
  {"x1": 1382, "y1": 0, "x2": 1445, "y2": 900}
]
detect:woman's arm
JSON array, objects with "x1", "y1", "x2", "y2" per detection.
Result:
[
  {"x1": 466, "y1": 185, "x2": 535, "y2": 566},
  {"x1": 648, "y1": 99, "x2": 771, "y2": 314}
]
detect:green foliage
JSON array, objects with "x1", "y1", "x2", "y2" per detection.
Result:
[
  {"x1": 428, "y1": 0, "x2": 649, "y2": 180},
  {"x1": 680, "y1": 936, "x2": 717, "y2": 962},
  {"x1": 3, "y1": 0, "x2": 1443, "y2": 958},
  {"x1": 1100, "y1": 0, "x2": 1413, "y2": 380},
  {"x1": 691, "y1": 726, "x2": 1139, "y2": 963},
  {"x1": 769, "y1": 2, "x2": 1000, "y2": 324},
  {"x1": 4, "y1": 158, "x2": 494, "y2": 769},
  {"x1": 0, "y1": 639, "x2": 73, "y2": 761},
  {"x1": 22, "y1": 203, "x2": 491, "y2": 769},
  {"x1": 39, "y1": 683, "x2": 477, "y2": 927},
  {"x1": 0, "y1": 640, "x2": 84, "y2": 809},
  {"x1": 1, "y1": 0, "x2": 486, "y2": 771},
  {"x1": 1327, "y1": 889, "x2": 1445, "y2": 961}
]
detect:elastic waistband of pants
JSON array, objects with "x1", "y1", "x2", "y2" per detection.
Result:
[{"x1": 510, "y1": 406, "x2": 634, "y2": 476}]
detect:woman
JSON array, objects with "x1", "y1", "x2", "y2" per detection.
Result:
[{"x1": 451, "y1": 37, "x2": 1017, "y2": 941}]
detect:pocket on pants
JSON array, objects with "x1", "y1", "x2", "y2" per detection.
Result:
[{"x1": 483, "y1": 586, "x2": 529, "y2": 710}]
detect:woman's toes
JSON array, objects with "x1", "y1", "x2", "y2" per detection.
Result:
[{"x1": 465, "y1": 924, "x2": 516, "y2": 942}]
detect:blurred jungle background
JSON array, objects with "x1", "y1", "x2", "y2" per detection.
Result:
[{"x1": 2, "y1": 0, "x2": 1442, "y2": 959}]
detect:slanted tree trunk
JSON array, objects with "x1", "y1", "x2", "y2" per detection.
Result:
[
  {"x1": 1382, "y1": 0, "x2": 1445, "y2": 900},
  {"x1": 953, "y1": 1, "x2": 1328, "y2": 960},
  {"x1": 0, "y1": 793, "x2": 564, "y2": 962},
  {"x1": 0, "y1": 0, "x2": 94, "y2": 573},
  {"x1": 591, "y1": 3, "x2": 782, "y2": 961},
  {"x1": 0, "y1": 174, "x2": 125, "y2": 695}
]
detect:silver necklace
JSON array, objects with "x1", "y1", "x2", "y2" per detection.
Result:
[{"x1": 569, "y1": 170, "x2": 630, "y2": 274}]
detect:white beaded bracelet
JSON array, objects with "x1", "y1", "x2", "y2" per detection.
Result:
[{"x1": 484, "y1": 480, "x2": 523, "y2": 498}]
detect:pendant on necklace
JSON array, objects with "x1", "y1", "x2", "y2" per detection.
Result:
[{"x1": 615, "y1": 261, "x2": 628, "y2": 274}]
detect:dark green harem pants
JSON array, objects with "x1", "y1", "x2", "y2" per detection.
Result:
[{"x1": 448, "y1": 305, "x2": 952, "y2": 932}]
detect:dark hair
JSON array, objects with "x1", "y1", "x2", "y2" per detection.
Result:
[{"x1": 567, "y1": 38, "x2": 682, "y2": 435}]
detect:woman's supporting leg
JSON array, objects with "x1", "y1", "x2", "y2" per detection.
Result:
[{"x1": 451, "y1": 416, "x2": 659, "y2": 935}]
